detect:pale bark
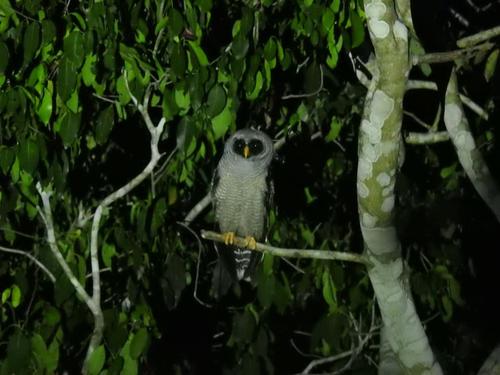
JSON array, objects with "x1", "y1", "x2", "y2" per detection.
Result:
[
  {"x1": 444, "y1": 69, "x2": 500, "y2": 223},
  {"x1": 478, "y1": 344, "x2": 500, "y2": 375},
  {"x1": 358, "y1": 0, "x2": 442, "y2": 373}
]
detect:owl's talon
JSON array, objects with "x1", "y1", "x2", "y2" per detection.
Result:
[
  {"x1": 244, "y1": 236, "x2": 257, "y2": 250},
  {"x1": 222, "y1": 232, "x2": 235, "y2": 245}
]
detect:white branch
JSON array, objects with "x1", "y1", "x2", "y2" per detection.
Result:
[
  {"x1": 36, "y1": 184, "x2": 96, "y2": 312},
  {"x1": 444, "y1": 69, "x2": 500, "y2": 223}
]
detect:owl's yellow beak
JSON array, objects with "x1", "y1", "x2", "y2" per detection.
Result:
[{"x1": 243, "y1": 145, "x2": 250, "y2": 158}]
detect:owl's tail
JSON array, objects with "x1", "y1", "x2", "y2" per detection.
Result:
[{"x1": 233, "y1": 248, "x2": 254, "y2": 280}]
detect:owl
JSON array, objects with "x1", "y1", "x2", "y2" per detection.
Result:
[{"x1": 212, "y1": 128, "x2": 274, "y2": 282}]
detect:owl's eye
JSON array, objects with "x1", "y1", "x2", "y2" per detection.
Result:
[
  {"x1": 233, "y1": 138, "x2": 246, "y2": 154},
  {"x1": 248, "y1": 139, "x2": 263, "y2": 155}
]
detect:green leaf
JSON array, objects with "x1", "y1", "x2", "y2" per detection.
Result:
[
  {"x1": 2, "y1": 288, "x2": 10, "y2": 303},
  {"x1": 257, "y1": 273, "x2": 275, "y2": 309},
  {"x1": 350, "y1": 10, "x2": 365, "y2": 48},
  {"x1": 82, "y1": 54, "x2": 97, "y2": 87},
  {"x1": 6, "y1": 329, "x2": 31, "y2": 373},
  {"x1": 95, "y1": 105, "x2": 115, "y2": 145},
  {"x1": 230, "y1": 310, "x2": 256, "y2": 345},
  {"x1": 58, "y1": 111, "x2": 81, "y2": 146},
  {"x1": 232, "y1": 35, "x2": 249, "y2": 60},
  {"x1": 31, "y1": 334, "x2": 49, "y2": 369},
  {"x1": 23, "y1": 22, "x2": 41, "y2": 67},
  {"x1": 442, "y1": 295, "x2": 453, "y2": 322},
  {"x1": 0, "y1": 145, "x2": 15, "y2": 174},
  {"x1": 0, "y1": 0, "x2": 15, "y2": 17},
  {"x1": 484, "y1": 49, "x2": 499, "y2": 82},
  {"x1": 188, "y1": 41, "x2": 209, "y2": 66},
  {"x1": 120, "y1": 339, "x2": 138, "y2": 375},
  {"x1": 57, "y1": 57, "x2": 77, "y2": 102},
  {"x1": 11, "y1": 284, "x2": 20, "y2": 308},
  {"x1": 116, "y1": 75, "x2": 131, "y2": 105},
  {"x1": 129, "y1": 328, "x2": 149, "y2": 359},
  {"x1": 264, "y1": 39, "x2": 276, "y2": 61},
  {"x1": 326, "y1": 117, "x2": 342, "y2": 142},
  {"x1": 174, "y1": 87, "x2": 191, "y2": 110},
  {"x1": 322, "y1": 270, "x2": 337, "y2": 312},
  {"x1": 0, "y1": 42, "x2": 8, "y2": 73},
  {"x1": 440, "y1": 163, "x2": 457, "y2": 179},
  {"x1": 19, "y1": 139, "x2": 39, "y2": 173},
  {"x1": 162, "y1": 89, "x2": 179, "y2": 120},
  {"x1": 102, "y1": 242, "x2": 116, "y2": 269},
  {"x1": 168, "y1": 8, "x2": 184, "y2": 36},
  {"x1": 171, "y1": 43, "x2": 187, "y2": 78},
  {"x1": 66, "y1": 90, "x2": 79, "y2": 113},
  {"x1": 37, "y1": 84, "x2": 53, "y2": 125},
  {"x1": 64, "y1": 30, "x2": 85, "y2": 68},
  {"x1": 206, "y1": 84, "x2": 226, "y2": 118},
  {"x1": 151, "y1": 198, "x2": 167, "y2": 234},
  {"x1": 322, "y1": 9, "x2": 335, "y2": 31},
  {"x1": 41, "y1": 19, "x2": 56, "y2": 45},
  {"x1": 246, "y1": 71, "x2": 263, "y2": 100},
  {"x1": 211, "y1": 99, "x2": 232, "y2": 139},
  {"x1": 87, "y1": 345, "x2": 106, "y2": 375}
]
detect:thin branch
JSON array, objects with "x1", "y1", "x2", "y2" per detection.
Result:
[
  {"x1": 200, "y1": 230, "x2": 370, "y2": 265},
  {"x1": 403, "y1": 110, "x2": 431, "y2": 130},
  {"x1": 412, "y1": 42, "x2": 494, "y2": 65},
  {"x1": 405, "y1": 131, "x2": 450, "y2": 144},
  {"x1": 300, "y1": 350, "x2": 353, "y2": 374},
  {"x1": 92, "y1": 93, "x2": 118, "y2": 104},
  {"x1": 457, "y1": 25, "x2": 500, "y2": 48},
  {"x1": 177, "y1": 222, "x2": 212, "y2": 308},
  {"x1": 0, "y1": 227, "x2": 42, "y2": 241},
  {"x1": 0, "y1": 245, "x2": 55, "y2": 282},
  {"x1": 282, "y1": 65, "x2": 324, "y2": 100},
  {"x1": 407, "y1": 80, "x2": 489, "y2": 120}
]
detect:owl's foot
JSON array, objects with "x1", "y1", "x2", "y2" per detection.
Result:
[
  {"x1": 243, "y1": 236, "x2": 257, "y2": 250},
  {"x1": 222, "y1": 232, "x2": 235, "y2": 245}
]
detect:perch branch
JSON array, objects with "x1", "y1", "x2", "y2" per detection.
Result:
[
  {"x1": 201, "y1": 230, "x2": 370, "y2": 265},
  {"x1": 0, "y1": 245, "x2": 56, "y2": 282}
]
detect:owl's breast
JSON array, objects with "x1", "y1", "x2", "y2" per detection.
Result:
[{"x1": 214, "y1": 171, "x2": 269, "y2": 240}]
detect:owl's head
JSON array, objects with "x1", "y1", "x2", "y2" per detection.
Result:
[{"x1": 225, "y1": 129, "x2": 274, "y2": 165}]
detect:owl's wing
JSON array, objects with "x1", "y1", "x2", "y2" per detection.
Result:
[{"x1": 210, "y1": 166, "x2": 239, "y2": 297}]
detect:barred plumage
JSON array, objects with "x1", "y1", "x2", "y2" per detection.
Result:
[{"x1": 212, "y1": 129, "x2": 274, "y2": 281}]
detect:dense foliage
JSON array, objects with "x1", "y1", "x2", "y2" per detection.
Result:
[{"x1": 0, "y1": 0, "x2": 498, "y2": 374}]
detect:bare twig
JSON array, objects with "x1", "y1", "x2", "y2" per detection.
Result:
[
  {"x1": 407, "y1": 80, "x2": 489, "y2": 120},
  {"x1": 457, "y1": 25, "x2": 500, "y2": 48},
  {"x1": 405, "y1": 131, "x2": 450, "y2": 144},
  {"x1": 0, "y1": 245, "x2": 55, "y2": 282},
  {"x1": 412, "y1": 42, "x2": 494, "y2": 65},
  {"x1": 177, "y1": 222, "x2": 212, "y2": 308},
  {"x1": 282, "y1": 65, "x2": 324, "y2": 100},
  {"x1": 300, "y1": 304, "x2": 379, "y2": 374},
  {"x1": 201, "y1": 230, "x2": 370, "y2": 265}
]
